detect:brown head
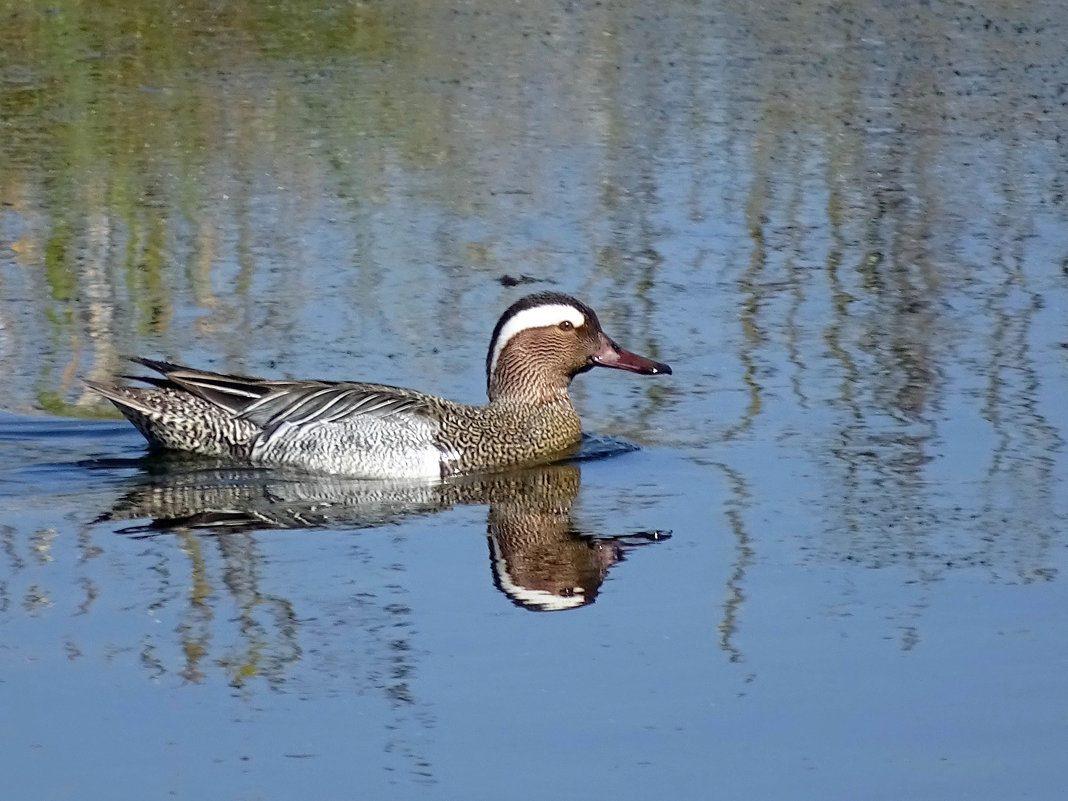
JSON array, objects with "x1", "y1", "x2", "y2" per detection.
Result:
[{"x1": 485, "y1": 292, "x2": 671, "y2": 403}]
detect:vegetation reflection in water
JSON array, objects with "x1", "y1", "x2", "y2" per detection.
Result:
[{"x1": 3, "y1": 0, "x2": 554, "y2": 415}]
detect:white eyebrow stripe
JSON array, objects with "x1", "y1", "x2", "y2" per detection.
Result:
[{"x1": 488, "y1": 303, "x2": 586, "y2": 376}]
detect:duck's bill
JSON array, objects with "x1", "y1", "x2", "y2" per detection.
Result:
[{"x1": 592, "y1": 333, "x2": 672, "y2": 375}]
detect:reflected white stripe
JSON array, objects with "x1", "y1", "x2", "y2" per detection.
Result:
[
  {"x1": 488, "y1": 304, "x2": 586, "y2": 377},
  {"x1": 489, "y1": 534, "x2": 588, "y2": 611}
]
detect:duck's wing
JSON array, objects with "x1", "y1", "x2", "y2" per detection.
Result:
[
  {"x1": 128, "y1": 357, "x2": 272, "y2": 404},
  {"x1": 131, "y1": 357, "x2": 435, "y2": 435},
  {"x1": 237, "y1": 383, "x2": 433, "y2": 433}
]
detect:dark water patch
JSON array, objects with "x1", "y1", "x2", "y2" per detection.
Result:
[
  {"x1": 572, "y1": 432, "x2": 641, "y2": 462},
  {"x1": 0, "y1": 411, "x2": 130, "y2": 441},
  {"x1": 0, "y1": 412, "x2": 144, "y2": 497}
]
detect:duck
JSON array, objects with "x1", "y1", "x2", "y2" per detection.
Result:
[{"x1": 88, "y1": 292, "x2": 671, "y2": 479}]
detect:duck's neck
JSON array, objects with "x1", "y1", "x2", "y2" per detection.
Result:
[{"x1": 487, "y1": 361, "x2": 574, "y2": 405}]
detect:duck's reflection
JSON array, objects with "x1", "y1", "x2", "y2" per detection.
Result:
[
  {"x1": 481, "y1": 468, "x2": 667, "y2": 611},
  {"x1": 99, "y1": 456, "x2": 669, "y2": 612}
]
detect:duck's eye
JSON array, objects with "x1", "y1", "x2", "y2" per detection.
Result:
[{"x1": 559, "y1": 320, "x2": 574, "y2": 331}]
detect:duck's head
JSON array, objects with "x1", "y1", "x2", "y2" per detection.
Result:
[{"x1": 485, "y1": 292, "x2": 671, "y2": 403}]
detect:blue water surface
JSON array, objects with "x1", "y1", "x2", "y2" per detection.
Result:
[{"x1": 3, "y1": 1, "x2": 1068, "y2": 799}]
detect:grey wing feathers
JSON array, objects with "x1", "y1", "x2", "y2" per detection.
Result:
[
  {"x1": 239, "y1": 384, "x2": 430, "y2": 432},
  {"x1": 126, "y1": 358, "x2": 432, "y2": 434},
  {"x1": 129, "y1": 357, "x2": 270, "y2": 413}
]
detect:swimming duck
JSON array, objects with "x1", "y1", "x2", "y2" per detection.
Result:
[{"x1": 88, "y1": 292, "x2": 671, "y2": 478}]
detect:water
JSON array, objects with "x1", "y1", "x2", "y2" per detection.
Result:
[{"x1": 3, "y1": 1, "x2": 1068, "y2": 798}]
